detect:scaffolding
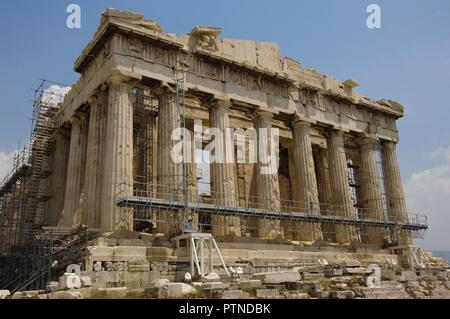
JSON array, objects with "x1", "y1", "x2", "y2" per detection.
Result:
[{"x1": 0, "y1": 80, "x2": 97, "y2": 293}]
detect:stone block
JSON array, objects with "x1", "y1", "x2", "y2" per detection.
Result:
[
  {"x1": 59, "y1": 273, "x2": 81, "y2": 290},
  {"x1": 45, "y1": 282, "x2": 59, "y2": 293},
  {"x1": 80, "y1": 276, "x2": 92, "y2": 287},
  {"x1": 0, "y1": 290, "x2": 10, "y2": 299},
  {"x1": 343, "y1": 267, "x2": 366, "y2": 275},
  {"x1": 331, "y1": 276, "x2": 353, "y2": 284},
  {"x1": 149, "y1": 247, "x2": 173, "y2": 258},
  {"x1": 338, "y1": 260, "x2": 362, "y2": 268},
  {"x1": 302, "y1": 273, "x2": 325, "y2": 280},
  {"x1": 330, "y1": 290, "x2": 355, "y2": 299},
  {"x1": 324, "y1": 268, "x2": 343, "y2": 277},
  {"x1": 95, "y1": 287, "x2": 128, "y2": 299},
  {"x1": 113, "y1": 246, "x2": 147, "y2": 261},
  {"x1": 88, "y1": 246, "x2": 114, "y2": 258},
  {"x1": 47, "y1": 291, "x2": 83, "y2": 299},
  {"x1": 94, "y1": 271, "x2": 120, "y2": 286},
  {"x1": 167, "y1": 283, "x2": 197, "y2": 298},
  {"x1": 400, "y1": 271, "x2": 417, "y2": 282},
  {"x1": 118, "y1": 239, "x2": 145, "y2": 246},
  {"x1": 128, "y1": 260, "x2": 150, "y2": 272},
  {"x1": 214, "y1": 289, "x2": 244, "y2": 299},
  {"x1": 381, "y1": 269, "x2": 397, "y2": 281},
  {"x1": 200, "y1": 272, "x2": 221, "y2": 282},
  {"x1": 11, "y1": 290, "x2": 44, "y2": 299},
  {"x1": 91, "y1": 237, "x2": 117, "y2": 247},
  {"x1": 237, "y1": 280, "x2": 262, "y2": 289},
  {"x1": 201, "y1": 282, "x2": 230, "y2": 290},
  {"x1": 252, "y1": 271, "x2": 301, "y2": 284},
  {"x1": 256, "y1": 289, "x2": 280, "y2": 299},
  {"x1": 293, "y1": 265, "x2": 323, "y2": 273}
]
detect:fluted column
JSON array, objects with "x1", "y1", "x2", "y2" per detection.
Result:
[
  {"x1": 46, "y1": 128, "x2": 69, "y2": 226},
  {"x1": 209, "y1": 99, "x2": 241, "y2": 237},
  {"x1": 100, "y1": 77, "x2": 134, "y2": 232},
  {"x1": 186, "y1": 120, "x2": 199, "y2": 230},
  {"x1": 313, "y1": 147, "x2": 334, "y2": 241},
  {"x1": 61, "y1": 114, "x2": 87, "y2": 227},
  {"x1": 381, "y1": 141, "x2": 411, "y2": 245},
  {"x1": 82, "y1": 95, "x2": 105, "y2": 229},
  {"x1": 254, "y1": 111, "x2": 282, "y2": 239},
  {"x1": 357, "y1": 136, "x2": 386, "y2": 244},
  {"x1": 156, "y1": 87, "x2": 182, "y2": 235},
  {"x1": 327, "y1": 130, "x2": 358, "y2": 244},
  {"x1": 292, "y1": 121, "x2": 323, "y2": 241}
]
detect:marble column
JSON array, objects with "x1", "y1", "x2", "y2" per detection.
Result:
[
  {"x1": 292, "y1": 121, "x2": 323, "y2": 241},
  {"x1": 381, "y1": 141, "x2": 412, "y2": 245},
  {"x1": 186, "y1": 120, "x2": 199, "y2": 230},
  {"x1": 82, "y1": 95, "x2": 105, "y2": 229},
  {"x1": 209, "y1": 99, "x2": 241, "y2": 237},
  {"x1": 313, "y1": 147, "x2": 334, "y2": 242},
  {"x1": 156, "y1": 87, "x2": 182, "y2": 235},
  {"x1": 61, "y1": 113, "x2": 87, "y2": 227},
  {"x1": 357, "y1": 136, "x2": 386, "y2": 244},
  {"x1": 100, "y1": 78, "x2": 134, "y2": 232},
  {"x1": 254, "y1": 111, "x2": 282, "y2": 239},
  {"x1": 327, "y1": 130, "x2": 358, "y2": 244},
  {"x1": 46, "y1": 128, "x2": 69, "y2": 226}
]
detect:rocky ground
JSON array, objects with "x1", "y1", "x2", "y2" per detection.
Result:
[{"x1": 4, "y1": 258, "x2": 450, "y2": 299}]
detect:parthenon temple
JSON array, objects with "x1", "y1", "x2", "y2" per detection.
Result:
[{"x1": 0, "y1": 9, "x2": 433, "y2": 295}]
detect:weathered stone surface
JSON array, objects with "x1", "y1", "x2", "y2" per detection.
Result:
[
  {"x1": 343, "y1": 267, "x2": 366, "y2": 275},
  {"x1": 95, "y1": 287, "x2": 128, "y2": 299},
  {"x1": 200, "y1": 272, "x2": 221, "y2": 282},
  {"x1": 252, "y1": 271, "x2": 301, "y2": 284},
  {"x1": 0, "y1": 290, "x2": 10, "y2": 299},
  {"x1": 167, "y1": 283, "x2": 197, "y2": 298},
  {"x1": 256, "y1": 289, "x2": 280, "y2": 299},
  {"x1": 400, "y1": 271, "x2": 418, "y2": 282},
  {"x1": 47, "y1": 291, "x2": 83, "y2": 299},
  {"x1": 237, "y1": 280, "x2": 262, "y2": 289},
  {"x1": 330, "y1": 290, "x2": 355, "y2": 299},
  {"x1": 324, "y1": 268, "x2": 343, "y2": 277}
]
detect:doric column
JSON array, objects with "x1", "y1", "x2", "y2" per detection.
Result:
[
  {"x1": 313, "y1": 147, "x2": 334, "y2": 241},
  {"x1": 61, "y1": 113, "x2": 87, "y2": 227},
  {"x1": 156, "y1": 86, "x2": 182, "y2": 235},
  {"x1": 82, "y1": 95, "x2": 105, "y2": 229},
  {"x1": 291, "y1": 121, "x2": 323, "y2": 241},
  {"x1": 357, "y1": 136, "x2": 386, "y2": 244},
  {"x1": 186, "y1": 120, "x2": 199, "y2": 230},
  {"x1": 254, "y1": 111, "x2": 282, "y2": 239},
  {"x1": 209, "y1": 99, "x2": 241, "y2": 237},
  {"x1": 46, "y1": 128, "x2": 69, "y2": 226},
  {"x1": 326, "y1": 130, "x2": 358, "y2": 244},
  {"x1": 100, "y1": 77, "x2": 134, "y2": 232},
  {"x1": 381, "y1": 141, "x2": 412, "y2": 245}
]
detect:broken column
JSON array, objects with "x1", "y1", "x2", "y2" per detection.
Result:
[
  {"x1": 156, "y1": 86, "x2": 182, "y2": 235},
  {"x1": 291, "y1": 120, "x2": 323, "y2": 241},
  {"x1": 254, "y1": 111, "x2": 282, "y2": 239},
  {"x1": 326, "y1": 130, "x2": 358, "y2": 244},
  {"x1": 100, "y1": 76, "x2": 134, "y2": 232},
  {"x1": 381, "y1": 141, "x2": 412, "y2": 245},
  {"x1": 357, "y1": 136, "x2": 386, "y2": 244},
  {"x1": 209, "y1": 99, "x2": 241, "y2": 237}
]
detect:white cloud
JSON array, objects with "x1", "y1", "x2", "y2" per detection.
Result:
[
  {"x1": 405, "y1": 146, "x2": 450, "y2": 251},
  {"x1": 0, "y1": 150, "x2": 16, "y2": 182},
  {"x1": 41, "y1": 85, "x2": 71, "y2": 107}
]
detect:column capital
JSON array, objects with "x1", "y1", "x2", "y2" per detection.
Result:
[
  {"x1": 69, "y1": 112, "x2": 87, "y2": 125},
  {"x1": 87, "y1": 95, "x2": 99, "y2": 108},
  {"x1": 153, "y1": 81, "x2": 175, "y2": 96},
  {"x1": 209, "y1": 97, "x2": 232, "y2": 110},
  {"x1": 292, "y1": 120, "x2": 312, "y2": 130},
  {"x1": 254, "y1": 110, "x2": 274, "y2": 120}
]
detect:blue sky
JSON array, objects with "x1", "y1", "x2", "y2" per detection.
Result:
[{"x1": 0, "y1": 0, "x2": 449, "y2": 250}]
